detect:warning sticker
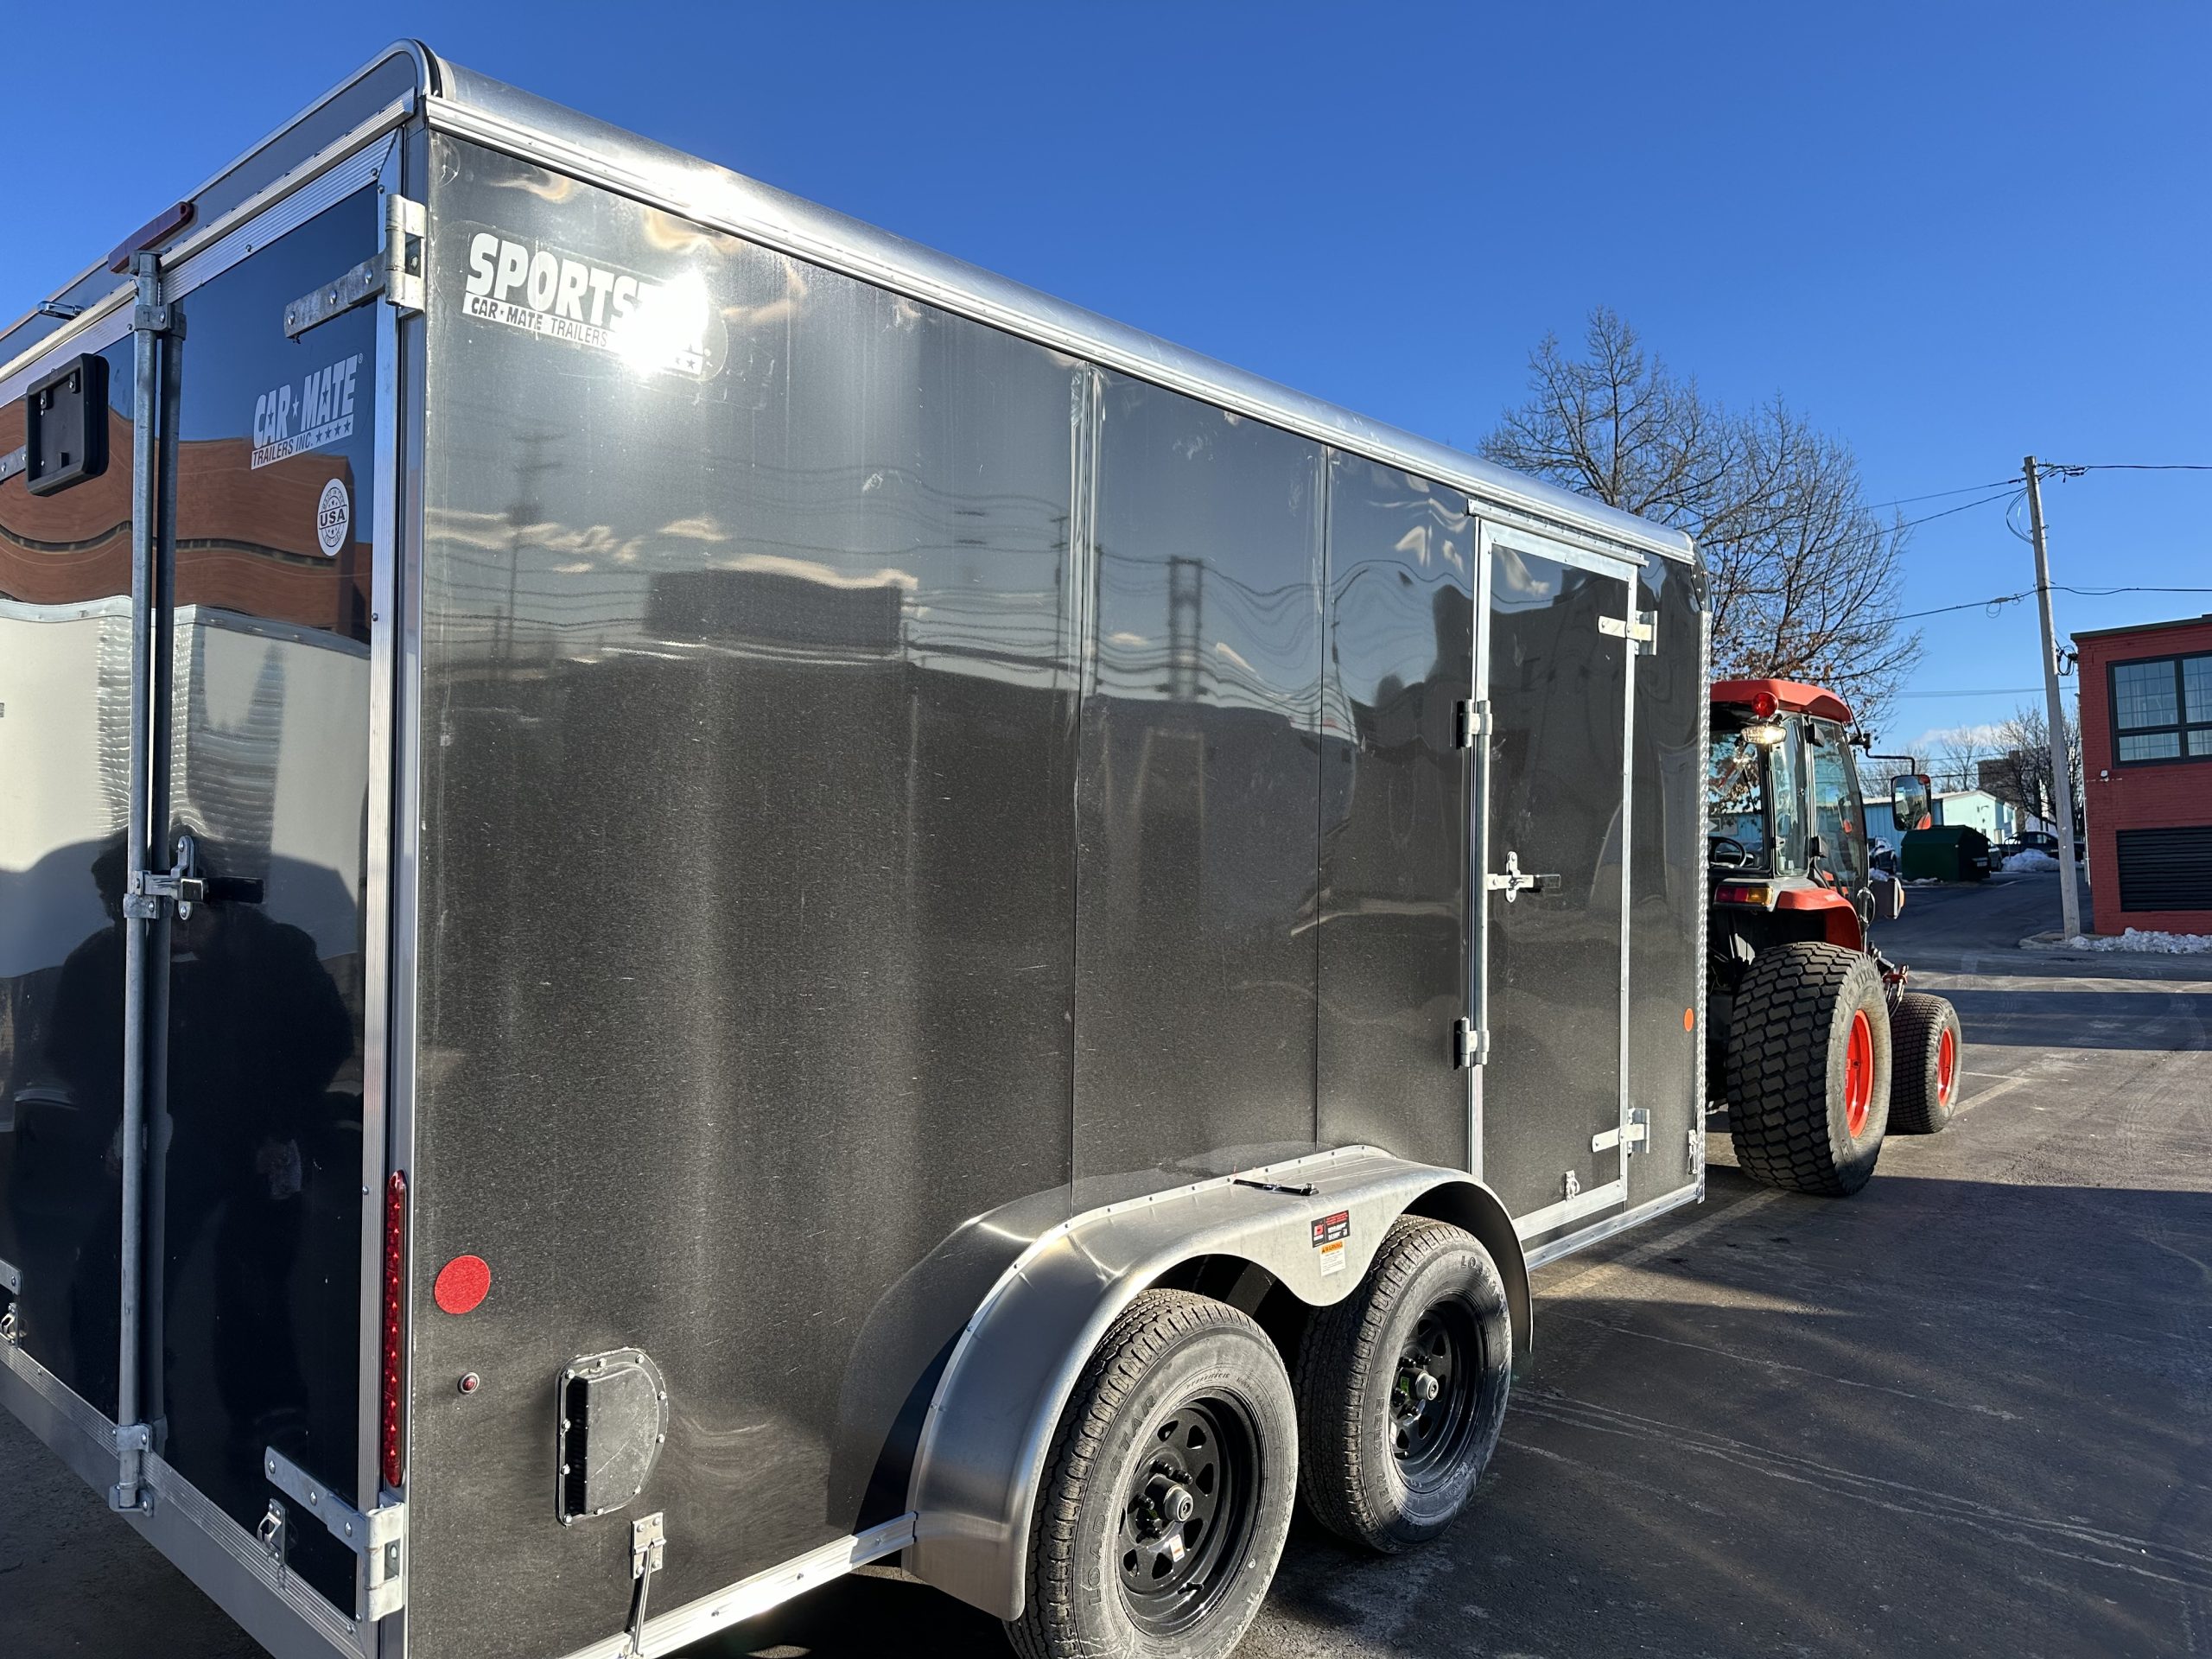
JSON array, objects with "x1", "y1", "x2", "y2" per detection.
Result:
[{"x1": 1312, "y1": 1210, "x2": 1351, "y2": 1277}]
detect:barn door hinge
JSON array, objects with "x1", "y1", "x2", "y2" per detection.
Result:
[
  {"x1": 262, "y1": 1446, "x2": 407, "y2": 1619},
  {"x1": 1599, "y1": 612, "x2": 1656, "y2": 650},
  {"x1": 1454, "y1": 699, "x2": 1489, "y2": 748},
  {"x1": 1452, "y1": 1017, "x2": 1488, "y2": 1069},
  {"x1": 1592, "y1": 1108, "x2": 1651, "y2": 1155},
  {"x1": 283, "y1": 193, "x2": 425, "y2": 339}
]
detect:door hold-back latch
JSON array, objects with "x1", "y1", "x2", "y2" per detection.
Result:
[
  {"x1": 125, "y1": 834, "x2": 204, "y2": 921},
  {"x1": 1484, "y1": 850, "x2": 1560, "y2": 904}
]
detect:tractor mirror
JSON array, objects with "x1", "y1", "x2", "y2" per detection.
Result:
[{"x1": 1890, "y1": 774, "x2": 1931, "y2": 832}]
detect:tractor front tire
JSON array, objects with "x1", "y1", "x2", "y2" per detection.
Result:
[
  {"x1": 1726, "y1": 942, "x2": 1891, "y2": 1195},
  {"x1": 1890, "y1": 991, "x2": 1965, "y2": 1134}
]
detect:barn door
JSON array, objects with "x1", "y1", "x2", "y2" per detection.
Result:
[{"x1": 1469, "y1": 524, "x2": 1639, "y2": 1249}]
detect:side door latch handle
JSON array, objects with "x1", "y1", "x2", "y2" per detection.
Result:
[{"x1": 1484, "y1": 850, "x2": 1560, "y2": 904}]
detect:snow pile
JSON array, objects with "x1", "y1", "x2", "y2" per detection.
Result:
[
  {"x1": 2002, "y1": 849, "x2": 2061, "y2": 872},
  {"x1": 2061, "y1": 928, "x2": 2212, "y2": 955}
]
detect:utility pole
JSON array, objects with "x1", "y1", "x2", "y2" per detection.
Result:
[{"x1": 2023, "y1": 455, "x2": 2082, "y2": 939}]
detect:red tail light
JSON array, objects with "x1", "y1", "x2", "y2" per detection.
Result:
[{"x1": 380, "y1": 1172, "x2": 408, "y2": 1491}]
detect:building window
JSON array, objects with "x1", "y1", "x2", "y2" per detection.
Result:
[{"x1": 2110, "y1": 652, "x2": 2212, "y2": 763}]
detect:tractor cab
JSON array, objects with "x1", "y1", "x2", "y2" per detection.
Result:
[{"x1": 1707, "y1": 678, "x2": 1905, "y2": 955}]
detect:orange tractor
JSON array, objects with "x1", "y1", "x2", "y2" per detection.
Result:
[{"x1": 1706, "y1": 680, "x2": 1965, "y2": 1194}]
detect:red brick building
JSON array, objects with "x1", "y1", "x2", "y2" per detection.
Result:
[{"x1": 2074, "y1": 613, "x2": 2212, "y2": 934}]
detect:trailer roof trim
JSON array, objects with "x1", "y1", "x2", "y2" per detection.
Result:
[
  {"x1": 5, "y1": 39, "x2": 1691, "y2": 568},
  {"x1": 418, "y1": 48, "x2": 1691, "y2": 564}
]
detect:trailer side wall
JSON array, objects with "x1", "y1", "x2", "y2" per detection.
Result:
[{"x1": 410, "y1": 137, "x2": 1554, "y2": 1657}]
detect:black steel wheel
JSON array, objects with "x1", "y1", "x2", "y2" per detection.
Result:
[
  {"x1": 1116, "y1": 1395, "x2": 1258, "y2": 1637},
  {"x1": 1295, "y1": 1217, "x2": 1512, "y2": 1553},
  {"x1": 1009, "y1": 1290, "x2": 1296, "y2": 1659}
]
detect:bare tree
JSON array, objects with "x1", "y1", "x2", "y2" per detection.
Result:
[
  {"x1": 1986, "y1": 704, "x2": 2084, "y2": 832},
  {"x1": 1481, "y1": 308, "x2": 1922, "y2": 729},
  {"x1": 1930, "y1": 728, "x2": 1993, "y2": 793}
]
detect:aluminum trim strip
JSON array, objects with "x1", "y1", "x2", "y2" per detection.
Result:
[
  {"x1": 0, "y1": 42, "x2": 430, "y2": 353},
  {"x1": 552, "y1": 1515, "x2": 918, "y2": 1659},
  {"x1": 137, "y1": 1452, "x2": 367, "y2": 1659},
  {"x1": 0, "y1": 1331, "x2": 118, "y2": 1446},
  {"x1": 1484, "y1": 516, "x2": 1646, "y2": 575},
  {"x1": 1, "y1": 111, "x2": 404, "y2": 400},
  {"x1": 165, "y1": 135, "x2": 400, "y2": 304},
  {"x1": 0, "y1": 1336, "x2": 123, "y2": 1498},
  {"x1": 1511, "y1": 1177, "x2": 1627, "y2": 1241},
  {"x1": 1693, "y1": 572, "x2": 1713, "y2": 1197},
  {"x1": 416, "y1": 67, "x2": 1691, "y2": 567},
  {"x1": 1522, "y1": 1178, "x2": 1703, "y2": 1271}
]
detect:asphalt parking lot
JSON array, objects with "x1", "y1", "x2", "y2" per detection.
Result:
[{"x1": 5, "y1": 871, "x2": 2208, "y2": 1659}]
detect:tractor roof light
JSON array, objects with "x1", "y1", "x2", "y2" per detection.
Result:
[
  {"x1": 1742, "y1": 720, "x2": 1786, "y2": 747},
  {"x1": 1749, "y1": 690, "x2": 1778, "y2": 719}
]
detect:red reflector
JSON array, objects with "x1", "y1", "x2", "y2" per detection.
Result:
[
  {"x1": 381, "y1": 1173, "x2": 408, "y2": 1491},
  {"x1": 434, "y1": 1255, "x2": 492, "y2": 1316},
  {"x1": 1751, "y1": 690, "x2": 1777, "y2": 719},
  {"x1": 106, "y1": 200, "x2": 196, "y2": 274}
]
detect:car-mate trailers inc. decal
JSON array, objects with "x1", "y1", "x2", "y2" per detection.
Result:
[
  {"x1": 251, "y1": 353, "x2": 363, "y2": 470},
  {"x1": 459, "y1": 231, "x2": 723, "y2": 379}
]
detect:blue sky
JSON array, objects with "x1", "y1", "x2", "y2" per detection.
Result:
[{"x1": 6, "y1": 2, "x2": 2205, "y2": 756}]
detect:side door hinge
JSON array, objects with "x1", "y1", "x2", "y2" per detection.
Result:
[
  {"x1": 1592, "y1": 1107, "x2": 1651, "y2": 1156},
  {"x1": 284, "y1": 193, "x2": 425, "y2": 340},
  {"x1": 263, "y1": 1446, "x2": 406, "y2": 1619},
  {"x1": 1454, "y1": 699, "x2": 1488, "y2": 748},
  {"x1": 1598, "y1": 612, "x2": 1656, "y2": 649},
  {"x1": 1452, "y1": 1017, "x2": 1488, "y2": 1069}
]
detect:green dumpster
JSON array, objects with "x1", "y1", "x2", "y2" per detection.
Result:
[{"x1": 1901, "y1": 824, "x2": 1993, "y2": 881}]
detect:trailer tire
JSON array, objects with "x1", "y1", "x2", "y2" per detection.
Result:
[
  {"x1": 1293, "y1": 1217, "x2": 1510, "y2": 1554},
  {"x1": 1008, "y1": 1289, "x2": 1296, "y2": 1659},
  {"x1": 1889, "y1": 992, "x2": 1964, "y2": 1134},
  {"x1": 1725, "y1": 942, "x2": 1891, "y2": 1195}
]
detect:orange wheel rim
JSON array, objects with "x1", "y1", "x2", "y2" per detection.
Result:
[
  {"x1": 1844, "y1": 1009, "x2": 1874, "y2": 1137},
  {"x1": 1936, "y1": 1025, "x2": 1956, "y2": 1105}
]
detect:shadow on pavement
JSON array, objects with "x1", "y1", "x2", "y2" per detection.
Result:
[{"x1": 1942, "y1": 985, "x2": 2212, "y2": 1046}]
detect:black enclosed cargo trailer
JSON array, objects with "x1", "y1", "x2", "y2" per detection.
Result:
[{"x1": 0, "y1": 43, "x2": 1712, "y2": 1659}]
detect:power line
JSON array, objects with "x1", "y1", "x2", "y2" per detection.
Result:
[
  {"x1": 1861, "y1": 477, "x2": 2021, "y2": 510},
  {"x1": 2048, "y1": 462, "x2": 2212, "y2": 474},
  {"x1": 1891, "y1": 582, "x2": 2212, "y2": 625},
  {"x1": 1885, "y1": 487, "x2": 2023, "y2": 532}
]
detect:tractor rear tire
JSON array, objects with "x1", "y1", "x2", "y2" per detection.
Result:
[
  {"x1": 1890, "y1": 991, "x2": 1965, "y2": 1134},
  {"x1": 1725, "y1": 942, "x2": 1891, "y2": 1195}
]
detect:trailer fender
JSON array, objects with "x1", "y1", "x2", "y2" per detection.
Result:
[{"x1": 902, "y1": 1145, "x2": 1525, "y2": 1620}]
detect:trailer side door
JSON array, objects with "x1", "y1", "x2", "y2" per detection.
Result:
[{"x1": 1471, "y1": 524, "x2": 1637, "y2": 1249}]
